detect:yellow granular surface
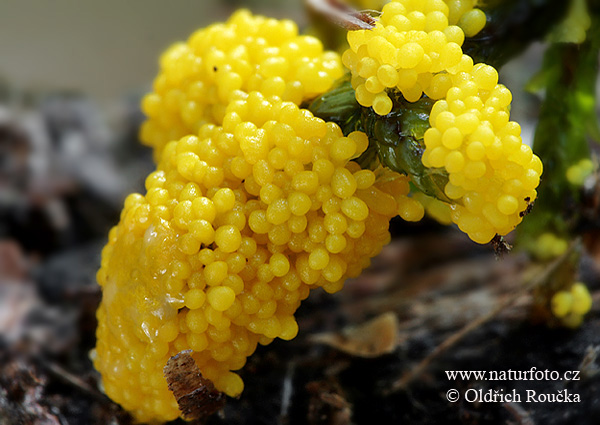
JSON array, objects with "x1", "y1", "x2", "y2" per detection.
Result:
[
  {"x1": 342, "y1": 0, "x2": 486, "y2": 115},
  {"x1": 421, "y1": 63, "x2": 542, "y2": 243},
  {"x1": 340, "y1": 0, "x2": 540, "y2": 244},
  {"x1": 140, "y1": 10, "x2": 344, "y2": 161},
  {"x1": 93, "y1": 92, "x2": 422, "y2": 423}
]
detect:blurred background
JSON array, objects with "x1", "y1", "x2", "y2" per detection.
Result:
[
  {"x1": 0, "y1": 0, "x2": 305, "y2": 103},
  {"x1": 0, "y1": 1, "x2": 598, "y2": 424}
]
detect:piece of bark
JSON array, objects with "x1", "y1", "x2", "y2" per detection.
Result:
[{"x1": 164, "y1": 350, "x2": 226, "y2": 421}]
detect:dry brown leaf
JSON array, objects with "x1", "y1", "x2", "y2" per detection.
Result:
[
  {"x1": 310, "y1": 312, "x2": 399, "y2": 357},
  {"x1": 305, "y1": 0, "x2": 377, "y2": 30},
  {"x1": 163, "y1": 350, "x2": 225, "y2": 421}
]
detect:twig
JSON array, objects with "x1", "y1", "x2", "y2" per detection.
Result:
[
  {"x1": 43, "y1": 361, "x2": 110, "y2": 403},
  {"x1": 386, "y1": 240, "x2": 581, "y2": 394},
  {"x1": 578, "y1": 345, "x2": 600, "y2": 380},
  {"x1": 305, "y1": 0, "x2": 377, "y2": 30},
  {"x1": 278, "y1": 361, "x2": 296, "y2": 425},
  {"x1": 503, "y1": 402, "x2": 535, "y2": 425}
]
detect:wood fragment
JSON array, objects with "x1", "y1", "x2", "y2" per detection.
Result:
[
  {"x1": 305, "y1": 0, "x2": 377, "y2": 30},
  {"x1": 164, "y1": 350, "x2": 225, "y2": 421}
]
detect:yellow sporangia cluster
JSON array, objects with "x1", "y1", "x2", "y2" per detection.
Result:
[
  {"x1": 140, "y1": 9, "x2": 343, "y2": 161},
  {"x1": 421, "y1": 64, "x2": 542, "y2": 243},
  {"x1": 530, "y1": 232, "x2": 568, "y2": 261},
  {"x1": 339, "y1": 0, "x2": 541, "y2": 243},
  {"x1": 566, "y1": 158, "x2": 594, "y2": 186},
  {"x1": 342, "y1": 0, "x2": 486, "y2": 115},
  {"x1": 95, "y1": 1, "x2": 544, "y2": 421},
  {"x1": 551, "y1": 282, "x2": 593, "y2": 327},
  {"x1": 93, "y1": 90, "x2": 423, "y2": 422}
]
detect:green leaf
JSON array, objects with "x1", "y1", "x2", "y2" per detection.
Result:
[
  {"x1": 359, "y1": 94, "x2": 453, "y2": 202},
  {"x1": 309, "y1": 82, "x2": 453, "y2": 203},
  {"x1": 307, "y1": 74, "x2": 364, "y2": 135}
]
